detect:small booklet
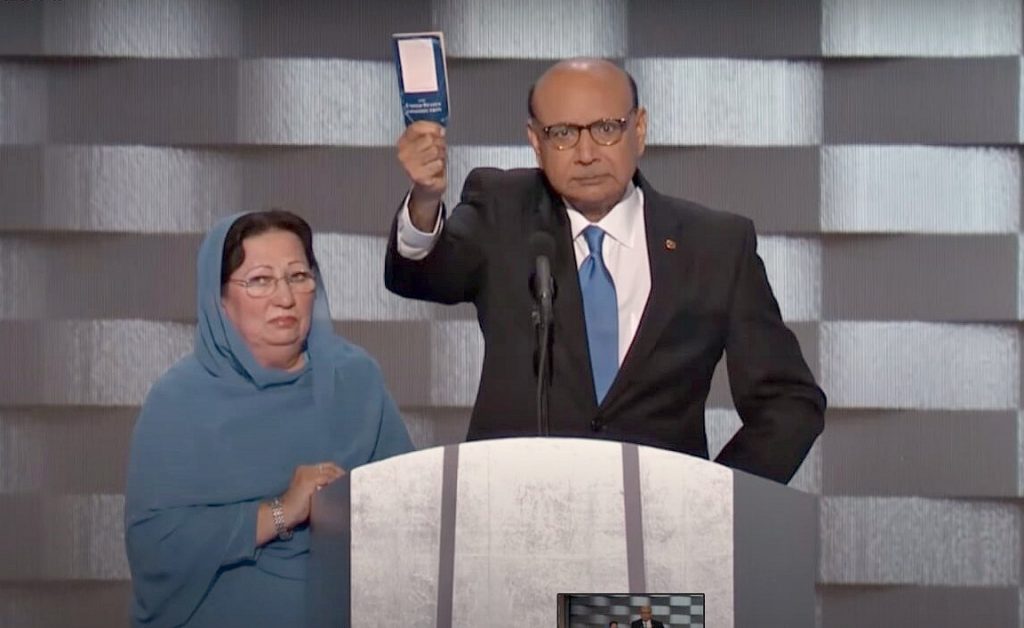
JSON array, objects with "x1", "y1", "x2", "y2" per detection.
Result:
[{"x1": 392, "y1": 31, "x2": 450, "y2": 127}]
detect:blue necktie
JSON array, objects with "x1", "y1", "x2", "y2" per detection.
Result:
[{"x1": 579, "y1": 226, "x2": 618, "y2": 404}]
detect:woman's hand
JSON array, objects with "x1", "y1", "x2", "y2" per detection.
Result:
[
  {"x1": 280, "y1": 462, "x2": 346, "y2": 529},
  {"x1": 256, "y1": 461, "x2": 346, "y2": 545},
  {"x1": 278, "y1": 461, "x2": 346, "y2": 528}
]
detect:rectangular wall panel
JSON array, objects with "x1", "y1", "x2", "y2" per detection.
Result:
[
  {"x1": 822, "y1": 235, "x2": 1019, "y2": 321},
  {"x1": 822, "y1": 0, "x2": 1022, "y2": 57},
  {"x1": 641, "y1": 147, "x2": 821, "y2": 233},
  {"x1": 821, "y1": 146, "x2": 1020, "y2": 234},
  {"x1": 630, "y1": 58, "x2": 822, "y2": 146},
  {"x1": 822, "y1": 410, "x2": 1020, "y2": 498},
  {"x1": 630, "y1": 0, "x2": 821, "y2": 58},
  {"x1": 824, "y1": 58, "x2": 1020, "y2": 144},
  {"x1": 820, "y1": 496, "x2": 1020, "y2": 586},
  {"x1": 821, "y1": 322, "x2": 1019, "y2": 410},
  {"x1": 436, "y1": 0, "x2": 627, "y2": 59}
]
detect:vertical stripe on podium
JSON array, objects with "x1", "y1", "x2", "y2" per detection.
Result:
[
  {"x1": 436, "y1": 444, "x2": 460, "y2": 627},
  {"x1": 621, "y1": 443, "x2": 648, "y2": 592},
  {"x1": 308, "y1": 474, "x2": 351, "y2": 628}
]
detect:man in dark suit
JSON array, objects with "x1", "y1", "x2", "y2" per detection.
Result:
[
  {"x1": 630, "y1": 604, "x2": 664, "y2": 628},
  {"x1": 385, "y1": 58, "x2": 825, "y2": 483}
]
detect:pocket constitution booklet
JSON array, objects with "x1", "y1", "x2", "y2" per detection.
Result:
[{"x1": 392, "y1": 31, "x2": 450, "y2": 126}]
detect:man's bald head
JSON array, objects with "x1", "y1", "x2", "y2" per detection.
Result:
[{"x1": 527, "y1": 58, "x2": 638, "y2": 120}]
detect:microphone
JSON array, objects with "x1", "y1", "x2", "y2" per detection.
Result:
[
  {"x1": 528, "y1": 232, "x2": 557, "y2": 437},
  {"x1": 529, "y1": 231, "x2": 557, "y2": 325}
]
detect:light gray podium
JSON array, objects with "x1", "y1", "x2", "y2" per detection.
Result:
[{"x1": 309, "y1": 437, "x2": 816, "y2": 628}]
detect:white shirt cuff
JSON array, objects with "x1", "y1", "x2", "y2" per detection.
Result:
[{"x1": 396, "y1": 192, "x2": 444, "y2": 260}]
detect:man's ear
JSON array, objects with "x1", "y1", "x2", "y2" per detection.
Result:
[
  {"x1": 526, "y1": 121, "x2": 544, "y2": 167},
  {"x1": 634, "y1": 107, "x2": 648, "y2": 158}
]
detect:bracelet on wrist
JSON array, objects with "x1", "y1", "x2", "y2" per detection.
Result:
[{"x1": 269, "y1": 496, "x2": 293, "y2": 541}]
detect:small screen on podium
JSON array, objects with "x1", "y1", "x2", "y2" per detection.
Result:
[{"x1": 556, "y1": 593, "x2": 705, "y2": 628}]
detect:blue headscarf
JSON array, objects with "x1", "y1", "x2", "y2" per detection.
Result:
[{"x1": 125, "y1": 214, "x2": 413, "y2": 627}]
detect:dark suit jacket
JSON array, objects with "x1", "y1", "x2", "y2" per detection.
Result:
[
  {"x1": 385, "y1": 168, "x2": 825, "y2": 483},
  {"x1": 630, "y1": 620, "x2": 665, "y2": 628}
]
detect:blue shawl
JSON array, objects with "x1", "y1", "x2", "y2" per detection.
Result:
[{"x1": 125, "y1": 214, "x2": 413, "y2": 627}]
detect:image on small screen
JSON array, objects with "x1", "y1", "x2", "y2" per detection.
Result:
[{"x1": 557, "y1": 593, "x2": 705, "y2": 628}]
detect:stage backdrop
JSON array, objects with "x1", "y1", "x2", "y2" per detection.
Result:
[{"x1": 1, "y1": 1, "x2": 1021, "y2": 626}]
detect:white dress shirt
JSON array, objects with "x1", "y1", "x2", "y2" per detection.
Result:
[{"x1": 396, "y1": 183, "x2": 652, "y2": 365}]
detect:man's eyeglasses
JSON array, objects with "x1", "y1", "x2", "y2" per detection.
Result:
[
  {"x1": 535, "y1": 109, "x2": 636, "y2": 151},
  {"x1": 228, "y1": 270, "x2": 316, "y2": 298}
]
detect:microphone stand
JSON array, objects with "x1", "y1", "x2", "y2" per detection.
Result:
[{"x1": 533, "y1": 257, "x2": 554, "y2": 437}]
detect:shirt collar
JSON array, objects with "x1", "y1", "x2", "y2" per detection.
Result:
[{"x1": 565, "y1": 181, "x2": 645, "y2": 249}]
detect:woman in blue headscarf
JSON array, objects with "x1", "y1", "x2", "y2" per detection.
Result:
[{"x1": 125, "y1": 210, "x2": 413, "y2": 627}]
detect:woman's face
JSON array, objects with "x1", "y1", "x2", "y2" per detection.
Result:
[{"x1": 221, "y1": 229, "x2": 315, "y2": 371}]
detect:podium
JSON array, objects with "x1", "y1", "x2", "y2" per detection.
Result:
[{"x1": 309, "y1": 438, "x2": 816, "y2": 627}]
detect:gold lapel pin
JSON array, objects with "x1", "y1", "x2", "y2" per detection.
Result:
[{"x1": 665, "y1": 238, "x2": 677, "y2": 250}]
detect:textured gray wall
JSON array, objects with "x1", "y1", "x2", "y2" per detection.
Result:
[{"x1": 1, "y1": 1, "x2": 1021, "y2": 626}]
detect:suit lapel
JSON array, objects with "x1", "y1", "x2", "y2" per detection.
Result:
[{"x1": 601, "y1": 177, "x2": 689, "y2": 410}]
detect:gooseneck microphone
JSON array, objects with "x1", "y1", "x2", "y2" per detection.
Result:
[{"x1": 528, "y1": 231, "x2": 557, "y2": 436}]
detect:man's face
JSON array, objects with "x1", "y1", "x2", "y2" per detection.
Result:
[
  {"x1": 527, "y1": 64, "x2": 647, "y2": 217},
  {"x1": 640, "y1": 606, "x2": 652, "y2": 621}
]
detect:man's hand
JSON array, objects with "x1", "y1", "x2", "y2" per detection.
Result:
[{"x1": 397, "y1": 121, "x2": 447, "y2": 231}]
